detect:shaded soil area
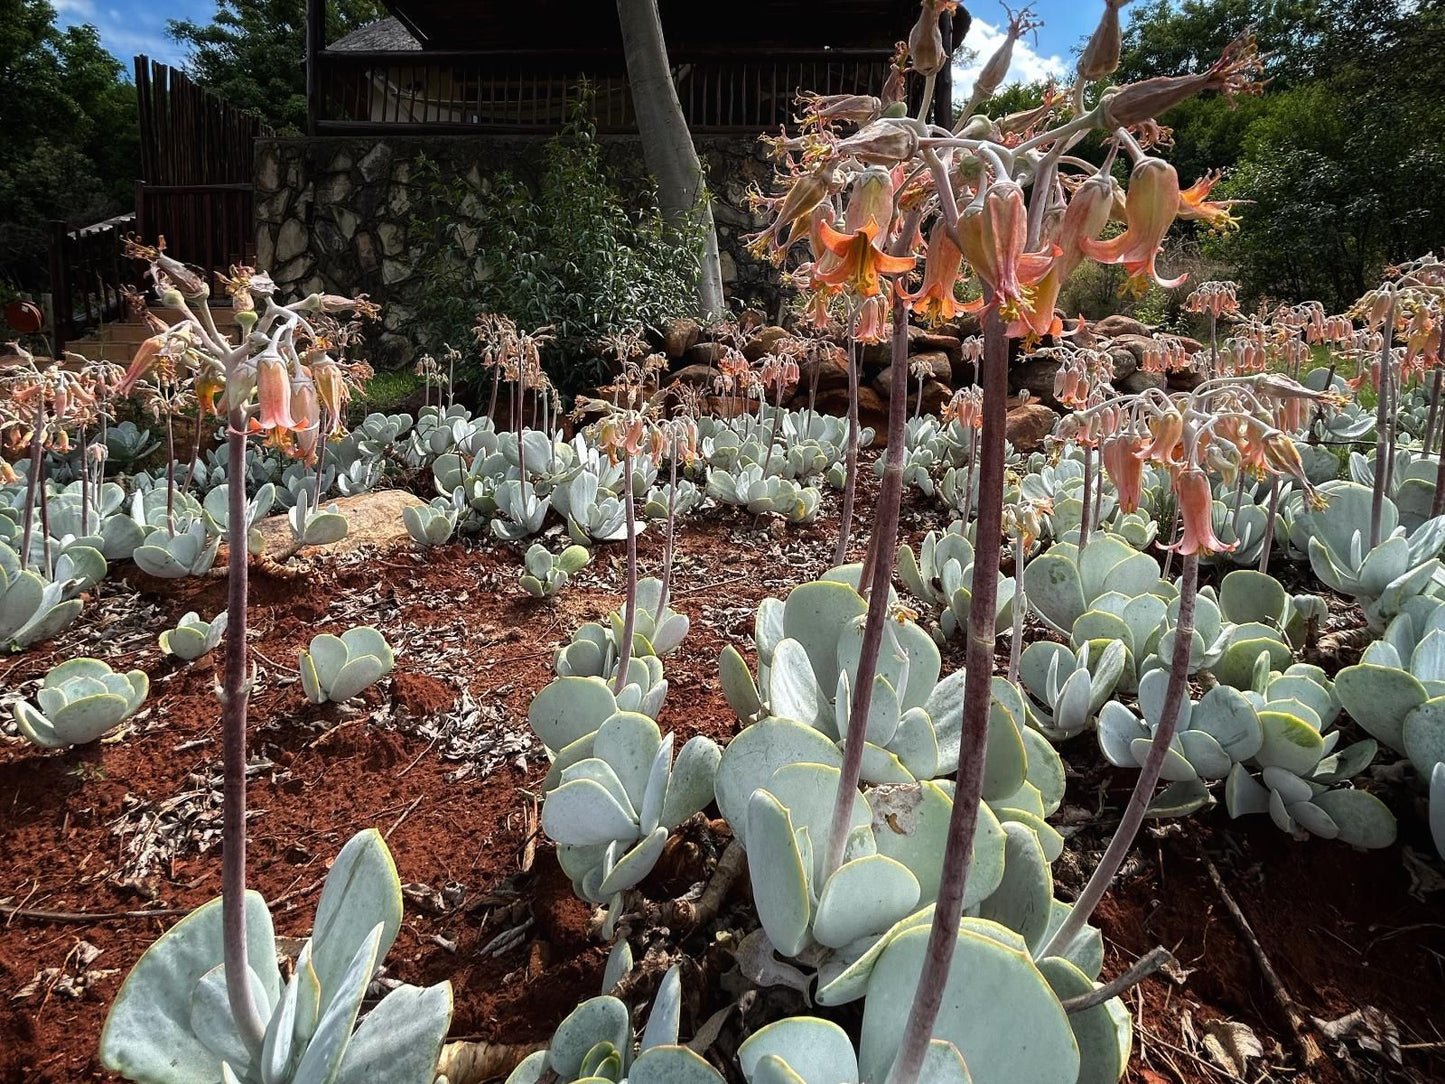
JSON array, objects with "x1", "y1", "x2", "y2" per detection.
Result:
[{"x1": 1, "y1": 465, "x2": 1442, "y2": 1084}]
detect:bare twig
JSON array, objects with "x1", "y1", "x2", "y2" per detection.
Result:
[
  {"x1": 1206, "y1": 858, "x2": 1323, "y2": 1067},
  {"x1": 1063, "y1": 946, "x2": 1177, "y2": 1014},
  {"x1": 0, "y1": 903, "x2": 191, "y2": 924}
]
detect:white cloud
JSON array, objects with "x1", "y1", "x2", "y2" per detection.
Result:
[
  {"x1": 52, "y1": 0, "x2": 98, "y2": 14},
  {"x1": 954, "y1": 18, "x2": 1067, "y2": 92}
]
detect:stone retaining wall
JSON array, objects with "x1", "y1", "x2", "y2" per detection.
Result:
[{"x1": 254, "y1": 135, "x2": 779, "y2": 368}]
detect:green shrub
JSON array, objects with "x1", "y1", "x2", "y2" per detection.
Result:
[{"x1": 407, "y1": 86, "x2": 704, "y2": 396}]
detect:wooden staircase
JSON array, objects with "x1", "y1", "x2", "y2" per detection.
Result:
[{"x1": 64, "y1": 307, "x2": 245, "y2": 362}]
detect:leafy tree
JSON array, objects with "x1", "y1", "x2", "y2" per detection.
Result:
[
  {"x1": 1116, "y1": 0, "x2": 1445, "y2": 308},
  {"x1": 169, "y1": 0, "x2": 384, "y2": 133},
  {"x1": 0, "y1": 0, "x2": 138, "y2": 294}
]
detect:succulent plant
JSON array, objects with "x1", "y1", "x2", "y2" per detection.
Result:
[
  {"x1": 643, "y1": 479, "x2": 703, "y2": 520},
  {"x1": 713, "y1": 741, "x2": 1119, "y2": 1083},
  {"x1": 104, "y1": 420, "x2": 161, "y2": 464},
  {"x1": 737, "y1": 1017, "x2": 970, "y2": 1084},
  {"x1": 898, "y1": 524, "x2": 1016, "y2": 641},
  {"x1": 288, "y1": 488, "x2": 351, "y2": 548},
  {"x1": 100, "y1": 829, "x2": 451, "y2": 1084},
  {"x1": 543, "y1": 712, "x2": 721, "y2": 905},
  {"x1": 502, "y1": 965, "x2": 723, "y2": 1083},
  {"x1": 1225, "y1": 754, "x2": 1394, "y2": 848},
  {"x1": 552, "y1": 470, "x2": 631, "y2": 544},
  {"x1": 333, "y1": 454, "x2": 385, "y2": 497},
  {"x1": 0, "y1": 552, "x2": 83, "y2": 648},
  {"x1": 1019, "y1": 639, "x2": 1127, "y2": 740},
  {"x1": 1098, "y1": 660, "x2": 1389, "y2": 841},
  {"x1": 708, "y1": 465, "x2": 821, "y2": 522},
  {"x1": 520, "y1": 542, "x2": 590, "y2": 598},
  {"x1": 858, "y1": 917, "x2": 1108, "y2": 1084},
  {"x1": 874, "y1": 441, "x2": 942, "y2": 496},
  {"x1": 354, "y1": 411, "x2": 415, "y2": 450},
  {"x1": 159, "y1": 610, "x2": 228, "y2": 661},
  {"x1": 721, "y1": 575, "x2": 956, "y2": 782},
  {"x1": 1300, "y1": 481, "x2": 1445, "y2": 628},
  {"x1": 1304, "y1": 368, "x2": 1377, "y2": 442},
  {"x1": 132, "y1": 520, "x2": 221, "y2": 579},
  {"x1": 1349, "y1": 448, "x2": 1440, "y2": 530},
  {"x1": 201, "y1": 482, "x2": 275, "y2": 555},
  {"x1": 1109, "y1": 509, "x2": 1159, "y2": 550},
  {"x1": 734, "y1": 759, "x2": 999, "y2": 957},
  {"x1": 1207, "y1": 479, "x2": 1287, "y2": 567},
  {"x1": 552, "y1": 628, "x2": 670, "y2": 716},
  {"x1": 299, "y1": 626, "x2": 395, "y2": 704},
  {"x1": 402, "y1": 498, "x2": 460, "y2": 547},
  {"x1": 491, "y1": 479, "x2": 549, "y2": 541},
  {"x1": 1214, "y1": 568, "x2": 1327, "y2": 653},
  {"x1": 1335, "y1": 597, "x2": 1445, "y2": 856},
  {"x1": 273, "y1": 462, "x2": 337, "y2": 512},
  {"x1": 1025, "y1": 534, "x2": 1165, "y2": 643},
  {"x1": 13, "y1": 657, "x2": 149, "y2": 748}
]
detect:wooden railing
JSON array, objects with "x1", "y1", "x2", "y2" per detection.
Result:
[
  {"x1": 48, "y1": 213, "x2": 137, "y2": 355},
  {"x1": 313, "y1": 50, "x2": 892, "y2": 135}
]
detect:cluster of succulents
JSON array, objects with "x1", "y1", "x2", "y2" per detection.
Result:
[
  {"x1": 158, "y1": 610, "x2": 228, "y2": 661},
  {"x1": 898, "y1": 523, "x2": 1016, "y2": 641},
  {"x1": 12, "y1": 658, "x2": 148, "y2": 748},
  {"x1": 519, "y1": 542, "x2": 591, "y2": 597}
]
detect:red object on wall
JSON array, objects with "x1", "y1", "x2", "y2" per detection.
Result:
[{"x1": 4, "y1": 300, "x2": 44, "y2": 334}]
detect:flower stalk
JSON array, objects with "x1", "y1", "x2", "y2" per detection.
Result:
[
  {"x1": 825, "y1": 293, "x2": 910, "y2": 880},
  {"x1": 1038, "y1": 551, "x2": 1198, "y2": 959},
  {"x1": 886, "y1": 307, "x2": 1008, "y2": 1084}
]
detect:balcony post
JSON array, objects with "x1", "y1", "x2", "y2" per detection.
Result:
[{"x1": 306, "y1": 0, "x2": 327, "y2": 135}]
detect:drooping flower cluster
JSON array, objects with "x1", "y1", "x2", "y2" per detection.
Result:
[
  {"x1": 118, "y1": 243, "x2": 376, "y2": 465},
  {"x1": 1073, "y1": 373, "x2": 1340, "y2": 555},
  {"x1": 745, "y1": 7, "x2": 1265, "y2": 364}
]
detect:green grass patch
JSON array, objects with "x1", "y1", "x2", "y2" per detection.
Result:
[{"x1": 352, "y1": 370, "x2": 423, "y2": 418}]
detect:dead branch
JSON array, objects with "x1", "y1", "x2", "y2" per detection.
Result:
[
  {"x1": 1063, "y1": 946, "x2": 1177, "y2": 1014},
  {"x1": 433, "y1": 1039, "x2": 547, "y2": 1084},
  {"x1": 1206, "y1": 858, "x2": 1323, "y2": 1068}
]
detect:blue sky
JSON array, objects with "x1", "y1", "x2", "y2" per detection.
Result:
[{"x1": 56, "y1": 0, "x2": 1099, "y2": 85}]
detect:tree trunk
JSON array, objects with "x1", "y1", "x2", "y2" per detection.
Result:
[{"x1": 615, "y1": 0, "x2": 725, "y2": 318}]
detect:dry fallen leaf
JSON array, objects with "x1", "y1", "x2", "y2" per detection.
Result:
[
  {"x1": 1202, "y1": 1018, "x2": 1264, "y2": 1078},
  {"x1": 1313, "y1": 1006, "x2": 1402, "y2": 1064}
]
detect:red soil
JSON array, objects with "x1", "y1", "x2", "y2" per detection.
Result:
[{"x1": 1, "y1": 470, "x2": 1441, "y2": 1084}]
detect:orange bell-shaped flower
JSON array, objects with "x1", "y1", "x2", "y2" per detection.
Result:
[
  {"x1": 255, "y1": 351, "x2": 296, "y2": 431},
  {"x1": 958, "y1": 181, "x2": 1056, "y2": 324},
  {"x1": 901, "y1": 219, "x2": 964, "y2": 325},
  {"x1": 1169, "y1": 468, "x2": 1234, "y2": 555},
  {"x1": 1079, "y1": 158, "x2": 1187, "y2": 294},
  {"x1": 813, "y1": 219, "x2": 917, "y2": 298}
]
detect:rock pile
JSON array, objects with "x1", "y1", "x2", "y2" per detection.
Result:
[{"x1": 649, "y1": 310, "x2": 1205, "y2": 453}]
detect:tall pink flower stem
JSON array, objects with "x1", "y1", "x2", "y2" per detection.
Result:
[
  {"x1": 657, "y1": 441, "x2": 680, "y2": 618},
  {"x1": 1423, "y1": 365, "x2": 1442, "y2": 455},
  {"x1": 614, "y1": 447, "x2": 639, "y2": 693},
  {"x1": 1037, "y1": 550, "x2": 1199, "y2": 959},
  {"x1": 824, "y1": 293, "x2": 910, "y2": 880},
  {"x1": 221, "y1": 402, "x2": 267, "y2": 1051},
  {"x1": 886, "y1": 307, "x2": 1009, "y2": 1084},
  {"x1": 1369, "y1": 298, "x2": 1396, "y2": 548},
  {"x1": 19, "y1": 397, "x2": 44, "y2": 573},
  {"x1": 1259, "y1": 476, "x2": 1280, "y2": 571},
  {"x1": 834, "y1": 313, "x2": 861, "y2": 566}
]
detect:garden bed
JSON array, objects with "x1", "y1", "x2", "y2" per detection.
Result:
[{"x1": 3, "y1": 465, "x2": 1441, "y2": 1084}]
